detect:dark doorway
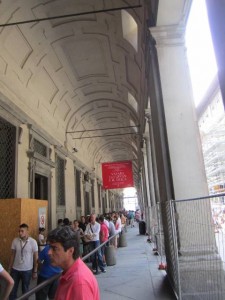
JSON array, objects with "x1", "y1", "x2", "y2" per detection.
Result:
[{"x1": 35, "y1": 173, "x2": 48, "y2": 200}]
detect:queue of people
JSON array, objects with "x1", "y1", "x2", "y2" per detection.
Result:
[{"x1": 0, "y1": 210, "x2": 136, "y2": 299}]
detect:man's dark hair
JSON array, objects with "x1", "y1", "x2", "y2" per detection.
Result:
[
  {"x1": 63, "y1": 218, "x2": 70, "y2": 226},
  {"x1": 47, "y1": 226, "x2": 80, "y2": 259},
  {"x1": 99, "y1": 215, "x2": 104, "y2": 222},
  {"x1": 20, "y1": 223, "x2": 29, "y2": 229},
  {"x1": 57, "y1": 219, "x2": 63, "y2": 225}
]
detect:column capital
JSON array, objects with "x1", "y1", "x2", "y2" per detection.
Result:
[
  {"x1": 145, "y1": 108, "x2": 152, "y2": 123},
  {"x1": 149, "y1": 24, "x2": 186, "y2": 48},
  {"x1": 143, "y1": 134, "x2": 150, "y2": 142}
]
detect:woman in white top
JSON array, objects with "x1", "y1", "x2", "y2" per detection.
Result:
[{"x1": 0, "y1": 262, "x2": 14, "y2": 300}]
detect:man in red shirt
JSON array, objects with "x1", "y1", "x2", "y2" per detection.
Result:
[
  {"x1": 99, "y1": 215, "x2": 109, "y2": 265},
  {"x1": 47, "y1": 226, "x2": 100, "y2": 300}
]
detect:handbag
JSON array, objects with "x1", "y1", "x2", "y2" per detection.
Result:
[
  {"x1": 82, "y1": 224, "x2": 94, "y2": 243},
  {"x1": 82, "y1": 234, "x2": 93, "y2": 243}
]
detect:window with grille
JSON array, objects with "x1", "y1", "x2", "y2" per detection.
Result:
[
  {"x1": 56, "y1": 155, "x2": 65, "y2": 205},
  {"x1": 0, "y1": 118, "x2": 16, "y2": 198},
  {"x1": 33, "y1": 139, "x2": 47, "y2": 157},
  {"x1": 75, "y1": 169, "x2": 81, "y2": 207}
]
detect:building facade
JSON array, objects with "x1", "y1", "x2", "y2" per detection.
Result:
[{"x1": 1, "y1": 1, "x2": 225, "y2": 298}]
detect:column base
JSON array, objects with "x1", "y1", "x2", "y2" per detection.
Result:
[{"x1": 179, "y1": 252, "x2": 225, "y2": 299}]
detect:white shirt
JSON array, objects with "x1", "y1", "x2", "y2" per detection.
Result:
[
  {"x1": 0, "y1": 263, "x2": 3, "y2": 273},
  {"x1": 116, "y1": 217, "x2": 122, "y2": 233},
  {"x1": 11, "y1": 237, "x2": 38, "y2": 271},
  {"x1": 104, "y1": 219, "x2": 109, "y2": 228},
  {"x1": 85, "y1": 222, "x2": 100, "y2": 241},
  {"x1": 108, "y1": 221, "x2": 116, "y2": 236}
]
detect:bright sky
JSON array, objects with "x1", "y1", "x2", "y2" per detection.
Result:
[
  {"x1": 123, "y1": 187, "x2": 138, "y2": 211},
  {"x1": 185, "y1": 0, "x2": 218, "y2": 107}
]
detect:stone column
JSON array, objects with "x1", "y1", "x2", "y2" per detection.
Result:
[
  {"x1": 145, "y1": 108, "x2": 160, "y2": 205},
  {"x1": 105, "y1": 190, "x2": 109, "y2": 213},
  {"x1": 150, "y1": 24, "x2": 208, "y2": 199},
  {"x1": 149, "y1": 24, "x2": 222, "y2": 297},
  {"x1": 141, "y1": 145, "x2": 151, "y2": 235},
  {"x1": 145, "y1": 108, "x2": 160, "y2": 238},
  {"x1": 143, "y1": 134, "x2": 156, "y2": 207},
  {"x1": 138, "y1": 168, "x2": 145, "y2": 217},
  {"x1": 95, "y1": 180, "x2": 101, "y2": 215},
  {"x1": 149, "y1": 24, "x2": 213, "y2": 245},
  {"x1": 64, "y1": 157, "x2": 76, "y2": 220},
  {"x1": 150, "y1": 24, "x2": 210, "y2": 243}
]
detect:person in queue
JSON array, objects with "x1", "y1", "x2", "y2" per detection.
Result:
[
  {"x1": 38, "y1": 227, "x2": 46, "y2": 252},
  {"x1": 0, "y1": 262, "x2": 14, "y2": 300},
  {"x1": 71, "y1": 219, "x2": 84, "y2": 257},
  {"x1": 107, "y1": 215, "x2": 117, "y2": 248},
  {"x1": 78, "y1": 216, "x2": 87, "y2": 232},
  {"x1": 8, "y1": 223, "x2": 38, "y2": 300},
  {"x1": 57, "y1": 219, "x2": 63, "y2": 228},
  {"x1": 98, "y1": 215, "x2": 109, "y2": 266},
  {"x1": 35, "y1": 244, "x2": 62, "y2": 300},
  {"x1": 84, "y1": 213, "x2": 106, "y2": 274},
  {"x1": 47, "y1": 226, "x2": 100, "y2": 300}
]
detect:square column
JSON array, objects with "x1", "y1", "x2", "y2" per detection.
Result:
[
  {"x1": 150, "y1": 25, "x2": 208, "y2": 199},
  {"x1": 149, "y1": 24, "x2": 224, "y2": 297}
]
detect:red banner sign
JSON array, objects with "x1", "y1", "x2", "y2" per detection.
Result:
[{"x1": 102, "y1": 160, "x2": 134, "y2": 189}]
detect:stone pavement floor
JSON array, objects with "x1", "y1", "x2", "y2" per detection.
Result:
[
  {"x1": 96, "y1": 225, "x2": 176, "y2": 300},
  {"x1": 17, "y1": 223, "x2": 176, "y2": 300}
]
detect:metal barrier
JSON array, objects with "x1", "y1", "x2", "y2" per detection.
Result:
[
  {"x1": 16, "y1": 232, "x2": 119, "y2": 300},
  {"x1": 152, "y1": 194, "x2": 225, "y2": 299},
  {"x1": 175, "y1": 194, "x2": 225, "y2": 299},
  {"x1": 159, "y1": 193, "x2": 225, "y2": 300},
  {"x1": 156, "y1": 201, "x2": 181, "y2": 299}
]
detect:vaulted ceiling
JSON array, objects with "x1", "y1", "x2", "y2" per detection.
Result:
[
  {"x1": 0, "y1": 0, "x2": 152, "y2": 184},
  {"x1": 0, "y1": 0, "x2": 191, "y2": 185}
]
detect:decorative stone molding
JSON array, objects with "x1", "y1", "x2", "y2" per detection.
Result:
[
  {"x1": 27, "y1": 124, "x2": 55, "y2": 167},
  {"x1": 54, "y1": 145, "x2": 68, "y2": 158},
  {"x1": 150, "y1": 25, "x2": 186, "y2": 48},
  {"x1": 28, "y1": 123, "x2": 56, "y2": 149}
]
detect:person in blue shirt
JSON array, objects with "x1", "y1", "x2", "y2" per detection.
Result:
[{"x1": 35, "y1": 244, "x2": 62, "y2": 300}]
